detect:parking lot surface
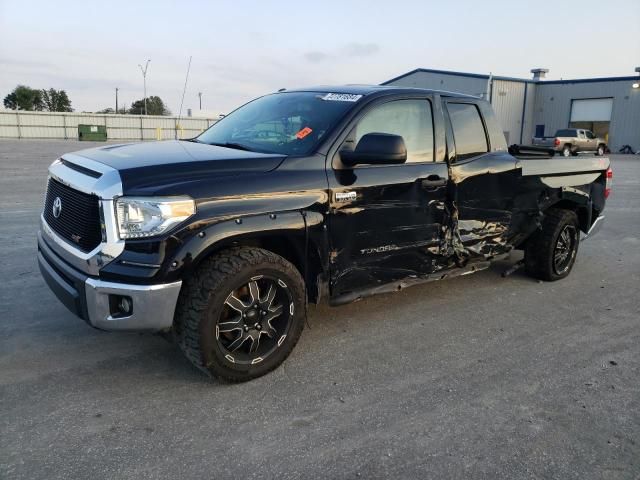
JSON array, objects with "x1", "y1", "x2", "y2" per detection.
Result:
[{"x1": 1, "y1": 139, "x2": 639, "y2": 479}]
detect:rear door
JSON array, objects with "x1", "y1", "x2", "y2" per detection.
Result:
[
  {"x1": 326, "y1": 95, "x2": 448, "y2": 296},
  {"x1": 585, "y1": 130, "x2": 597, "y2": 151},
  {"x1": 577, "y1": 130, "x2": 588, "y2": 151},
  {"x1": 444, "y1": 99, "x2": 517, "y2": 259}
]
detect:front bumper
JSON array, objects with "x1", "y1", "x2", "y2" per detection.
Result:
[{"x1": 38, "y1": 232, "x2": 181, "y2": 331}]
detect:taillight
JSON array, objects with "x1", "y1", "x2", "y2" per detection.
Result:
[
  {"x1": 554, "y1": 138, "x2": 560, "y2": 146},
  {"x1": 605, "y1": 166, "x2": 613, "y2": 198}
]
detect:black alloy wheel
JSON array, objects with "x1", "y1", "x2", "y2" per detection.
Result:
[
  {"x1": 174, "y1": 247, "x2": 306, "y2": 382},
  {"x1": 553, "y1": 224, "x2": 578, "y2": 275},
  {"x1": 524, "y1": 208, "x2": 580, "y2": 281},
  {"x1": 217, "y1": 275, "x2": 293, "y2": 365}
]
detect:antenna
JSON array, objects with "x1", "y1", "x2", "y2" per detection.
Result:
[{"x1": 176, "y1": 56, "x2": 192, "y2": 139}]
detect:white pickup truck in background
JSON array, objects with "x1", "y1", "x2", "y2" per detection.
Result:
[{"x1": 532, "y1": 128, "x2": 607, "y2": 157}]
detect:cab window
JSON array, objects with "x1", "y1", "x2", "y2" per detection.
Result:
[
  {"x1": 352, "y1": 99, "x2": 434, "y2": 163},
  {"x1": 446, "y1": 102, "x2": 488, "y2": 161}
]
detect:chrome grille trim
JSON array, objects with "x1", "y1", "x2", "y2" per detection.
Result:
[{"x1": 40, "y1": 153, "x2": 124, "y2": 276}]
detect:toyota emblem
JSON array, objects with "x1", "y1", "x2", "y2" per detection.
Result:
[{"x1": 52, "y1": 197, "x2": 62, "y2": 218}]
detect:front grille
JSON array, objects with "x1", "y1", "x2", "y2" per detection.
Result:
[{"x1": 43, "y1": 178, "x2": 102, "y2": 253}]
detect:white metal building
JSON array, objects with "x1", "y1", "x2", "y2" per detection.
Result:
[{"x1": 383, "y1": 68, "x2": 640, "y2": 151}]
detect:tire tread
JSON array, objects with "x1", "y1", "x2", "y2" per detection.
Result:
[
  {"x1": 525, "y1": 208, "x2": 579, "y2": 281},
  {"x1": 173, "y1": 247, "x2": 305, "y2": 382}
]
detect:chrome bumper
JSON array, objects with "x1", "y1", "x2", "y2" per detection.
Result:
[
  {"x1": 85, "y1": 278, "x2": 182, "y2": 331},
  {"x1": 38, "y1": 232, "x2": 181, "y2": 332},
  {"x1": 582, "y1": 215, "x2": 605, "y2": 240}
]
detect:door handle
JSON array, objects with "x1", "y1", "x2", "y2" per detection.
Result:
[{"x1": 421, "y1": 175, "x2": 447, "y2": 188}]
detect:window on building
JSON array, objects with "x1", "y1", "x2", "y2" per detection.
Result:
[
  {"x1": 446, "y1": 103, "x2": 488, "y2": 161},
  {"x1": 352, "y1": 99, "x2": 434, "y2": 163}
]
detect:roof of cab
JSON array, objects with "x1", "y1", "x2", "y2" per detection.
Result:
[{"x1": 282, "y1": 84, "x2": 479, "y2": 100}]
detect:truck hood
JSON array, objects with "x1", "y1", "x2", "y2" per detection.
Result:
[{"x1": 71, "y1": 140, "x2": 286, "y2": 194}]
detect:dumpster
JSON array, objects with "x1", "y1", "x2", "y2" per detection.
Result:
[{"x1": 78, "y1": 124, "x2": 107, "y2": 141}]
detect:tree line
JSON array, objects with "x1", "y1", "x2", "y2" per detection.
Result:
[
  {"x1": 3, "y1": 85, "x2": 73, "y2": 112},
  {"x1": 3, "y1": 85, "x2": 171, "y2": 115}
]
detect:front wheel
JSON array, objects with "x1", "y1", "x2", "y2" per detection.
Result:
[
  {"x1": 525, "y1": 209, "x2": 580, "y2": 281},
  {"x1": 174, "y1": 247, "x2": 306, "y2": 382}
]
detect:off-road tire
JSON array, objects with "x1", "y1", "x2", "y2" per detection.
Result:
[
  {"x1": 525, "y1": 208, "x2": 580, "y2": 281},
  {"x1": 174, "y1": 247, "x2": 306, "y2": 382}
]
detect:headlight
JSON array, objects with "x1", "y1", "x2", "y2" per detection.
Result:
[{"x1": 115, "y1": 196, "x2": 195, "y2": 239}]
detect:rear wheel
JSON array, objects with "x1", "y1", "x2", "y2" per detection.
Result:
[
  {"x1": 597, "y1": 144, "x2": 605, "y2": 156},
  {"x1": 562, "y1": 145, "x2": 572, "y2": 157},
  {"x1": 174, "y1": 247, "x2": 306, "y2": 382},
  {"x1": 525, "y1": 209, "x2": 580, "y2": 281}
]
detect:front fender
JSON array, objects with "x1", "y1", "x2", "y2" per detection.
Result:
[{"x1": 168, "y1": 210, "x2": 326, "y2": 277}]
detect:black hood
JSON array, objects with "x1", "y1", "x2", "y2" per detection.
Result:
[{"x1": 70, "y1": 140, "x2": 286, "y2": 195}]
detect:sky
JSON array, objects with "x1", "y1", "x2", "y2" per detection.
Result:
[{"x1": 1, "y1": 0, "x2": 639, "y2": 115}]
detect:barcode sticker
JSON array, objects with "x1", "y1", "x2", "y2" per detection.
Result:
[{"x1": 320, "y1": 93, "x2": 363, "y2": 102}]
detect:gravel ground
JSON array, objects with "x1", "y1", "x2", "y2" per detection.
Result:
[{"x1": 0, "y1": 139, "x2": 639, "y2": 480}]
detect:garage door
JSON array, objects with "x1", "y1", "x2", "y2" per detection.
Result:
[{"x1": 570, "y1": 98, "x2": 613, "y2": 122}]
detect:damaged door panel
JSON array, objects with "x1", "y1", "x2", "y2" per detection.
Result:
[
  {"x1": 327, "y1": 96, "x2": 449, "y2": 296},
  {"x1": 326, "y1": 89, "x2": 610, "y2": 303}
]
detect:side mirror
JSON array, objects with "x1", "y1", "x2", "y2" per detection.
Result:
[{"x1": 340, "y1": 133, "x2": 407, "y2": 167}]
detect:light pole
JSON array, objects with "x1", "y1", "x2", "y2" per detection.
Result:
[
  {"x1": 138, "y1": 59, "x2": 150, "y2": 115},
  {"x1": 198, "y1": 91, "x2": 202, "y2": 110},
  {"x1": 115, "y1": 87, "x2": 119, "y2": 113}
]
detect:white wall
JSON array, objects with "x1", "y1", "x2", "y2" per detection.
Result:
[{"x1": 0, "y1": 110, "x2": 218, "y2": 140}]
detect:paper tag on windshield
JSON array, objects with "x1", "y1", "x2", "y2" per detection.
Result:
[
  {"x1": 295, "y1": 127, "x2": 313, "y2": 139},
  {"x1": 320, "y1": 93, "x2": 363, "y2": 102}
]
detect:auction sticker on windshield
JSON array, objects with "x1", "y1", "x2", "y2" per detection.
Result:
[
  {"x1": 320, "y1": 93, "x2": 363, "y2": 102},
  {"x1": 295, "y1": 127, "x2": 313, "y2": 139}
]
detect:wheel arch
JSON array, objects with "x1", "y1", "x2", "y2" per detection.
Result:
[
  {"x1": 174, "y1": 211, "x2": 327, "y2": 303},
  {"x1": 548, "y1": 196, "x2": 592, "y2": 233}
]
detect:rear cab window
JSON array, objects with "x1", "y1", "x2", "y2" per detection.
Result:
[
  {"x1": 446, "y1": 102, "x2": 488, "y2": 161},
  {"x1": 556, "y1": 129, "x2": 576, "y2": 137}
]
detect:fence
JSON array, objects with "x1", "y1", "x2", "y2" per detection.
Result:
[{"x1": 0, "y1": 110, "x2": 218, "y2": 141}]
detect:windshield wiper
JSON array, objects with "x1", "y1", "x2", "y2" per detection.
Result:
[{"x1": 209, "y1": 142, "x2": 254, "y2": 152}]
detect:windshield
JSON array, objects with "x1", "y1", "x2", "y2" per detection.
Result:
[{"x1": 196, "y1": 92, "x2": 360, "y2": 155}]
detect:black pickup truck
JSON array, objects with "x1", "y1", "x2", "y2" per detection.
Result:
[{"x1": 38, "y1": 86, "x2": 612, "y2": 381}]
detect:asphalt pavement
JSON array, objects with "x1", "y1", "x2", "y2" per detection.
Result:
[{"x1": 1, "y1": 139, "x2": 638, "y2": 479}]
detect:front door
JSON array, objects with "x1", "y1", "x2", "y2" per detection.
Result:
[{"x1": 327, "y1": 96, "x2": 449, "y2": 296}]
